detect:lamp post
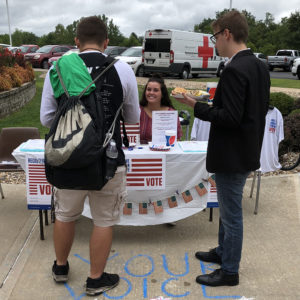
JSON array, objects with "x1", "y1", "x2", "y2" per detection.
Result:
[
  {"x1": 229, "y1": 0, "x2": 232, "y2": 10},
  {"x1": 5, "y1": 0, "x2": 12, "y2": 46}
]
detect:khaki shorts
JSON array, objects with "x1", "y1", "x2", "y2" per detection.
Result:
[{"x1": 54, "y1": 166, "x2": 127, "y2": 227}]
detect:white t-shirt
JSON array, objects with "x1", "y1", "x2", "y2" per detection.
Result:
[
  {"x1": 40, "y1": 50, "x2": 140, "y2": 128},
  {"x1": 190, "y1": 118, "x2": 211, "y2": 141},
  {"x1": 260, "y1": 107, "x2": 284, "y2": 173}
]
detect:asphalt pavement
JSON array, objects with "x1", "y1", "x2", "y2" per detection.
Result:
[{"x1": 0, "y1": 173, "x2": 300, "y2": 300}]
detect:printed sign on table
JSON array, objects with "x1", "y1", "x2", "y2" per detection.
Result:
[
  {"x1": 152, "y1": 111, "x2": 178, "y2": 144},
  {"x1": 207, "y1": 183, "x2": 218, "y2": 208},
  {"x1": 120, "y1": 122, "x2": 140, "y2": 144},
  {"x1": 125, "y1": 153, "x2": 166, "y2": 190},
  {"x1": 26, "y1": 156, "x2": 51, "y2": 210}
]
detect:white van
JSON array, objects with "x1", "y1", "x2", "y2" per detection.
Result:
[{"x1": 142, "y1": 29, "x2": 224, "y2": 78}]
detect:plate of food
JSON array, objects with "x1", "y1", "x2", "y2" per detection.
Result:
[
  {"x1": 170, "y1": 87, "x2": 188, "y2": 99},
  {"x1": 148, "y1": 142, "x2": 171, "y2": 151},
  {"x1": 188, "y1": 89, "x2": 210, "y2": 100},
  {"x1": 170, "y1": 87, "x2": 210, "y2": 101}
]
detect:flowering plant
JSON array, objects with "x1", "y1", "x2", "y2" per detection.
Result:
[{"x1": 0, "y1": 47, "x2": 34, "y2": 91}]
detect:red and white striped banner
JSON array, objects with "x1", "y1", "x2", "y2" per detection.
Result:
[
  {"x1": 26, "y1": 156, "x2": 51, "y2": 209},
  {"x1": 125, "y1": 153, "x2": 166, "y2": 190},
  {"x1": 207, "y1": 184, "x2": 218, "y2": 208},
  {"x1": 120, "y1": 122, "x2": 140, "y2": 144}
]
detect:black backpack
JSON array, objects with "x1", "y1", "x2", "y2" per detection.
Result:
[{"x1": 45, "y1": 57, "x2": 124, "y2": 190}]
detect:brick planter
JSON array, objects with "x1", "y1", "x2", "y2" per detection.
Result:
[{"x1": 0, "y1": 81, "x2": 36, "y2": 119}]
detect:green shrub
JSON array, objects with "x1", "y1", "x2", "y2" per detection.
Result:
[
  {"x1": 269, "y1": 92, "x2": 295, "y2": 116},
  {"x1": 293, "y1": 97, "x2": 300, "y2": 110},
  {"x1": 290, "y1": 109, "x2": 300, "y2": 116},
  {"x1": 279, "y1": 112, "x2": 300, "y2": 155}
]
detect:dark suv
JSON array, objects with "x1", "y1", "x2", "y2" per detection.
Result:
[
  {"x1": 104, "y1": 46, "x2": 127, "y2": 57},
  {"x1": 24, "y1": 45, "x2": 75, "y2": 69}
]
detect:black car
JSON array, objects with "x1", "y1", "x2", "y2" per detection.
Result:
[{"x1": 104, "y1": 46, "x2": 127, "y2": 57}]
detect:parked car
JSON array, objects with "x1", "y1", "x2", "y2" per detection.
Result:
[
  {"x1": 254, "y1": 52, "x2": 268, "y2": 68},
  {"x1": 104, "y1": 46, "x2": 127, "y2": 57},
  {"x1": 116, "y1": 46, "x2": 143, "y2": 76},
  {"x1": 291, "y1": 57, "x2": 300, "y2": 79},
  {"x1": 24, "y1": 45, "x2": 75, "y2": 69},
  {"x1": 48, "y1": 48, "x2": 79, "y2": 68},
  {"x1": 7, "y1": 46, "x2": 21, "y2": 54},
  {"x1": 267, "y1": 49, "x2": 300, "y2": 71},
  {"x1": 0, "y1": 43, "x2": 11, "y2": 49},
  {"x1": 19, "y1": 44, "x2": 39, "y2": 54}
]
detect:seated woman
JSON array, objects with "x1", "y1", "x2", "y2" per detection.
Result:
[{"x1": 140, "y1": 75, "x2": 182, "y2": 144}]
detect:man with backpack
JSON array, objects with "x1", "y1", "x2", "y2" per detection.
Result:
[{"x1": 40, "y1": 16, "x2": 139, "y2": 296}]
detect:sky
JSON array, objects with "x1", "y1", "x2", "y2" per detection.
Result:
[{"x1": 0, "y1": 0, "x2": 299, "y2": 40}]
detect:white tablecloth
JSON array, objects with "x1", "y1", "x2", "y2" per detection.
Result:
[{"x1": 13, "y1": 140, "x2": 216, "y2": 225}]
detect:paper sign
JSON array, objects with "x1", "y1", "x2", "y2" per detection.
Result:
[
  {"x1": 26, "y1": 155, "x2": 51, "y2": 210},
  {"x1": 120, "y1": 122, "x2": 140, "y2": 144},
  {"x1": 125, "y1": 153, "x2": 166, "y2": 190},
  {"x1": 178, "y1": 141, "x2": 208, "y2": 152},
  {"x1": 152, "y1": 111, "x2": 178, "y2": 144},
  {"x1": 207, "y1": 183, "x2": 218, "y2": 208}
]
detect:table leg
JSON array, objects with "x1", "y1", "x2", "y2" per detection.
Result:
[
  {"x1": 250, "y1": 171, "x2": 257, "y2": 198},
  {"x1": 209, "y1": 207, "x2": 213, "y2": 222},
  {"x1": 0, "y1": 183, "x2": 4, "y2": 199},
  {"x1": 39, "y1": 210, "x2": 44, "y2": 240},
  {"x1": 254, "y1": 171, "x2": 261, "y2": 215},
  {"x1": 44, "y1": 210, "x2": 49, "y2": 226}
]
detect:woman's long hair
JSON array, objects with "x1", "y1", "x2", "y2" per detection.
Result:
[{"x1": 140, "y1": 75, "x2": 174, "y2": 108}]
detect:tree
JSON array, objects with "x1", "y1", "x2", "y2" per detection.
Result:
[
  {"x1": 247, "y1": 41, "x2": 257, "y2": 53},
  {"x1": 123, "y1": 32, "x2": 141, "y2": 47},
  {"x1": 53, "y1": 24, "x2": 68, "y2": 44},
  {"x1": 194, "y1": 18, "x2": 214, "y2": 34},
  {"x1": 138, "y1": 36, "x2": 144, "y2": 45},
  {"x1": 66, "y1": 20, "x2": 79, "y2": 44},
  {"x1": 241, "y1": 10, "x2": 256, "y2": 28},
  {"x1": 11, "y1": 29, "x2": 39, "y2": 46},
  {"x1": 38, "y1": 32, "x2": 56, "y2": 46},
  {"x1": 286, "y1": 11, "x2": 300, "y2": 49},
  {"x1": 264, "y1": 12, "x2": 276, "y2": 30},
  {"x1": 193, "y1": 9, "x2": 300, "y2": 56},
  {"x1": 97, "y1": 14, "x2": 125, "y2": 46},
  {"x1": 215, "y1": 8, "x2": 231, "y2": 19},
  {"x1": 0, "y1": 34, "x2": 10, "y2": 44}
]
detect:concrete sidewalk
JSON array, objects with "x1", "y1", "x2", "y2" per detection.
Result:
[{"x1": 0, "y1": 174, "x2": 300, "y2": 300}]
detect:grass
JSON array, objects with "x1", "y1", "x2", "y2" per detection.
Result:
[
  {"x1": 0, "y1": 71, "x2": 299, "y2": 141},
  {"x1": 190, "y1": 76, "x2": 300, "y2": 89},
  {"x1": 0, "y1": 72, "x2": 49, "y2": 137},
  {"x1": 270, "y1": 78, "x2": 300, "y2": 89},
  {"x1": 189, "y1": 77, "x2": 219, "y2": 83}
]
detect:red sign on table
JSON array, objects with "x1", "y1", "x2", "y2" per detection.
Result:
[{"x1": 125, "y1": 154, "x2": 166, "y2": 190}]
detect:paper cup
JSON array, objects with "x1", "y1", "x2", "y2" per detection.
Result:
[
  {"x1": 206, "y1": 82, "x2": 218, "y2": 105},
  {"x1": 165, "y1": 130, "x2": 176, "y2": 147}
]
